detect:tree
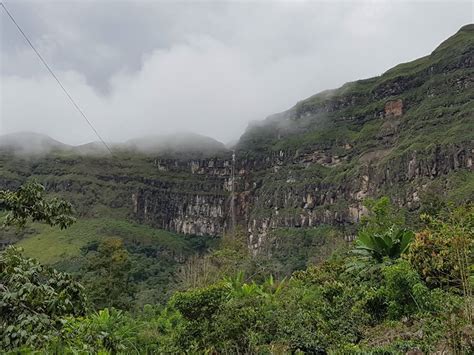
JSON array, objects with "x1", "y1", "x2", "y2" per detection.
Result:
[
  {"x1": 0, "y1": 246, "x2": 88, "y2": 350},
  {"x1": 407, "y1": 206, "x2": 473, "y2": 292},
  {"x1": 359, "y1": 196, "x2": 404, "y2": 235},
  {"x1": 177, "y1": 226, "x2": 254, "y2": 290},
  {"x1": 0, "y1": 181, "x2": 75, "y2": 229},
  {"x1": 83, "y1": 237, "x2": 134, "y2": 310},
  {"x1": 0, "y1": 182, "x2": 85, "y2": 350}
]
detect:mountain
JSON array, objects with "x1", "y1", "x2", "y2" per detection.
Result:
[
  {"x1": 72, "y1": 141, "x2": 112, "y2": 155},
  {"x1": 0, "y1": 132, "x2": 71, "y2": 155},
  {"x1": 0, "y1": 131, "x2": 227, "y2": 158},
  {"x1": 1, "y1": 25, "x2": 473, "y2": 255},
  {"x1": 238, "y1": 24, "x2": 473, "y2": 153},
  {"x1": 125, "y1": 132, "x2": 228, "y2": 156},
  {"x1": 234, "y1": 24, "x2": 473, "y2": 249}
]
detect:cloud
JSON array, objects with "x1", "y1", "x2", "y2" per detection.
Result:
[{"x1": 1, "y1": 0, "x2": 472, "y2": 144}]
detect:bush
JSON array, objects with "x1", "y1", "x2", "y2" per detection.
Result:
[
  {"x1": 407, "y1": 206, "x2": 473, "y2": 291},
  {"x1": 0, "y1": 246, "x2": 87, "y2": 350},
  {"x1": 273, "y1": 279, "x2": 369, "y2": 353},
  {"x1": 381, "y1": 260, "x2": 432, "y2": 319}
]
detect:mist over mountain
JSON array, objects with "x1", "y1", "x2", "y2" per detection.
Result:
[
  {"x1": 125, "y1": 132, "x2": 227, "y2": 155},
  {"x1": 0, "y1": 132, "x2": 71, "y2": 155},
  {"x1": 0, "y1": 131, "x2": 227, "y2": 157}
]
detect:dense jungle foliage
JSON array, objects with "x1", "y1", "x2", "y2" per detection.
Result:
[{"x1": 0, "y1": 182, "x2": 472, "y2": 353}]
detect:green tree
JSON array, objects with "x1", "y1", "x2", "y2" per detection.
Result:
[
  {"x1": 0, "y1": 246, "x2": 88, "y2": 350},
  {"x1": 0, "y1": 182, "x2": 85, "y2": 350},
  {"x1": 380, "y1": 260, "x2": 432, "y2": 319},
  {"x1": 0, "y1": 181, "x2": 75, "y2": 229},
  {"x1": 407, "y1": 206, "x2": 473, "y2": 293},
  {"x1": 83, "y1": 237, "x2": 134, "y2": 309},
  {"x1": 177, "y1": 226, "x2": 254, "y2": 289},
  {"x1": 360, "y1": 196, "x2": 404, "y2": 235}
]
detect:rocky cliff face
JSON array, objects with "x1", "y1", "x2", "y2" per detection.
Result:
[
  {"x1": 129, "y1": 138, "x2": 472, "y2": 248},
  {"x1": 131, "y1": 158, "x2": 234, "y2": 236},
  {"x1": 232, "y1": 24, "x2": 474, "y2": 251},
  {"x1": 238, "y1": 144, "x2": 473, "y2": 252},
  {"x1": 1, "y1": 25, "x2": 473, "y2": 250}
]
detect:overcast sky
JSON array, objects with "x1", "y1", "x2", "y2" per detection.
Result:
[{"x1": 0, "y1": 0, "x2": 472, "y2": 145}]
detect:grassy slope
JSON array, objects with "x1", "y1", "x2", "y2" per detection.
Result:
[
  {"x1": 11, "y1": 217, "x2": 217, "y2": 305},
  {"x1": 16, "y1": 217, "x2": 200, "y2": 265}
]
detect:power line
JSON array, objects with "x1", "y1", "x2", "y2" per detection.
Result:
[{"x1": 0, "y1": 2, "x2": 113, "y2": 155}]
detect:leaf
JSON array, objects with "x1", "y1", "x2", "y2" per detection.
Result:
[
  {"x1": 399, "y1": 230, "x2": 415, "y2": 254},
  {"x1": 356, "y1": 231, "x2": 378, "y2": 251}
]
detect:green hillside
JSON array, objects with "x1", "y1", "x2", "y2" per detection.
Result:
[
  {"x1": 16, "y1": 217, "x2": 210, "y2": 265},
  {"x1": 2, "y1": 216, "x2": 216, "y2": 305},
  {"x1": 236, "y1": 24, "x2": 473, "y2": 238},
  {"x1": 238, "y1": 24, "x2": 474, "y2": 155}
]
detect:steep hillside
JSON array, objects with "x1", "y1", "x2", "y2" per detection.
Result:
[
  {"x1": 235, "y1": 24, "x2": 473, "y2": 250},
  {"x1": 1, "y1": 25, "x2": 473, "y2": 255}
]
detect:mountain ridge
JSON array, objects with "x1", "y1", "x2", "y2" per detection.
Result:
[
  {"x1": 237, "y1": 23, "x2": 473, "y2": 153},
  {"x1": 0, "y1": 131, "x2": 228, "y2": 157},
  {"x1": 1, "y1": 25, "x2": 473, "y2": 250}
]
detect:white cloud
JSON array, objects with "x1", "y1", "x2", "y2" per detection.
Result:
[{"x1": 1, "y1": 0, "x2": 472, "y2": 144}]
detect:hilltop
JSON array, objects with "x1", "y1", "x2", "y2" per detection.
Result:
[
  {"x1": 0, "y1": 131, "x2": 227, "y2": 157},
  {"x1": 0, "y1": 132, "x2": 71, "y2": 155}
]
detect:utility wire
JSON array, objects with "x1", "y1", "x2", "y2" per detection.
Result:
[{"x1": 0, "y1": 2, "x2": 113, "y2": 155}]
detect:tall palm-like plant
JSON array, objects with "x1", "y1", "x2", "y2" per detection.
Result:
[{"x1": 353, "y1": 226, "x2": 414, "y2": 262}]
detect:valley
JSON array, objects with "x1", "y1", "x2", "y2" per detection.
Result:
[
  {"x1": 2, "y1": 25, "x2": 472, "y2": 250},
  {"x1": 0, "y1": 23, "x2": 473, "y2": 354}
]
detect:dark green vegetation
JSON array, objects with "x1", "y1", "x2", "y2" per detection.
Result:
[
  {"x1": 0, "y1": 181, "x2": 218, "y2": 307},
  {"x1": 3, "y1": 211, "x2": 217, "y2": 308},
  {"x1": 1, "y1": 183, "x2": 472, "y2": 353},
  {"x1": 0, "y1": 181, "x2": 75, "y2": 229}
]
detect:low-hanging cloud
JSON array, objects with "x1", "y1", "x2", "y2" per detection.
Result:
[{"x1": 1, "y1": 0, "x2": 472, "y2": 145}]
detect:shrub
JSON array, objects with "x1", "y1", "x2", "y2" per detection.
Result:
[
  {"x1": 0, "y1": 246, "x2": 87, "y2": 350},
  {"x1": 273, "y1": 279, "x2": 369, "y2": 353},
  {"x1": 407, "y1": 206, "x2": 473, "y2": 291},
  {"x1": 47, "y1": 308, "x2": 141, "y2": 353},
  {"x1": 381, "y1": 260, "x2": 432, "y2": 319},
  {"x1": 354, "y1": 227, "x2": 414, "y2": 262}
]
